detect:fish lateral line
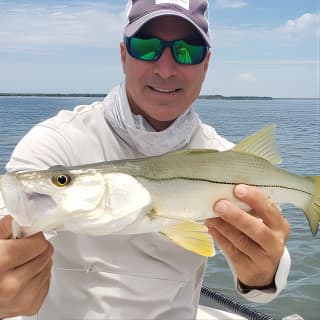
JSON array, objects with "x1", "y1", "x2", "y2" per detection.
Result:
[{"x1": 138, "y1": 175, "x2": 314, "y2": 197}]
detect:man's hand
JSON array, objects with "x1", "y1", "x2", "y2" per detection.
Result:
[
  {"x1": 206, "y1": 184, "x2": 290, "y2": 289},
  {"x1": 0, "y1": 215, "x2": 53, "y2": 318}
]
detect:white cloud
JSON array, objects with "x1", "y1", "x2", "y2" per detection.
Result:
[
  {"x1": 0, "y1": 2, "x2": 126, "y2": 52},
  {"x1": 237, "y1": 72, "x2": 256, "y2": 81},
  {"x1": 1, "y1": 2, "x2": 317, "y2": 55},
  {"x1": 219, "y1": 60, "x2": 319, "y2": 66},
  {"x1": 214, "y1": 0, "x2": 248, "y2": 9},
  {"x1": 212, "y1": 12, "x2": 320, "y2": 48},
  {"x1": 203, "y1": 60, "x2": 319, "y2": 98},
  {"x1": 277, "y1": 13, "x2": 320, "y2": 38}
]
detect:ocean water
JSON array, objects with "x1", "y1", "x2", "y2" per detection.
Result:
[
  {"x1": 194, "y1": 99, "x2": 320, "y2": 320},
  {"x1": 0, "y1": 96, "x2": 319, "y2": 319}
]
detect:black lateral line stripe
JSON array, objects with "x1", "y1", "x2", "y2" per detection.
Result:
[{"x1": 140, "y1": 176, "x2": 313, "y2": 197}]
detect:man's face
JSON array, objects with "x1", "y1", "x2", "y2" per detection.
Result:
[{"x1": 120, "y1": 16, "x2": 211, "y2": 131}]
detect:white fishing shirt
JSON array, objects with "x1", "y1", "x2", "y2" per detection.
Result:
[{"x1": 6, "y1": 84, "x2": 290, "y2": 320}]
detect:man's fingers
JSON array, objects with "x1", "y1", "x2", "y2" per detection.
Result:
[
  {"x1": 213, "y1": 199, "x2": 283, "y2": 254},
  {"x1": 11, "y1": 242, "x2": 54, "y2": 285},
  {"x1": 17, "y1": 260, "x2": 53, "y2": 316},
  {"x1": 208, "y1": 185, "x2": 290, "y2": 288},
  {"x1": 207, "y1": 216, "x2": 263, "y2": 259},
  {"x1": 0, "y1": 216, "x2": 13, "y2": 240},
  {"x1": 207, "y1": 216, "x2": 280, "y2": 287},
  {"x1": 234, "y1": 184, "x2": 289, "y2": 233},
  {"x1": 0, "y1": 229, "x2": 53, "y2": 318},
  {"x1": 1, "y1": 259, "x2": 52, "y2": 317},
  {"x1": 0, "y1": 233, "x2": 50, "y2": 270}
]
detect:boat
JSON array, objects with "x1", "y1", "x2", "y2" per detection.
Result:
[
  {"x1": 197, "y1": 304, "x2": 247, "y2": 319},
  {"x1": 198, "y1": 286, "x2": 304, "y2": 320}
]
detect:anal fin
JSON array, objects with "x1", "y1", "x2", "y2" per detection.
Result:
[{"x1": 161, "y1": 221, "x2": 215, "y2": 257}]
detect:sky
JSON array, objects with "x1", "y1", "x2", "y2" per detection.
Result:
[{"x1": 0, "y1": 0, "x2": 319, "y2": 98}]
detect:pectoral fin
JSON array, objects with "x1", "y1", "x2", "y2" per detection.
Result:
[{"x1": 161, "y1": 221, "x2": 215, "y2": 257}]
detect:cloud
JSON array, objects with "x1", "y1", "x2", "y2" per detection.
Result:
[
  {"x1": 220, "y1": 60, "x2": 319, "y2": 66},
  {"x1": 212, "y1": 12, "x2": 320, "y2": 48},
  {"x1": 214, "y1": 0, "x2": 248, "y2": 9},
  {"x1": 0, "y1": 2, "x2": 126, "y2": 53},
  {"x1": 277, "y1": 13, "x2": 320, "y2": 38},
  {"x1": 237, "y1": 72, "x2": 256, "y2": 81},
  {"x1": 203, "y1": 60, "x2": 319, "y2": 98}
]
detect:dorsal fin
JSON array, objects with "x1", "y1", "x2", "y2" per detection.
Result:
[{"x1": 232, "y1": 124, "x2": 282, "y2": 165}]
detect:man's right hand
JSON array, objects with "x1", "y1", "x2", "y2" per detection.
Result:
[{"x1": 0, "y1": 215, "x2": 53, "y2": 318}]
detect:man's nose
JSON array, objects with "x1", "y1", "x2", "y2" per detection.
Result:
[{"x1": 153, "y1": 47, "x2": 177, "y2": 79}]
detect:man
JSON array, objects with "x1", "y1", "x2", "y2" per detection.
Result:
[{"x1": 0, "y1": 0, "x2": 290, "y2": 319}]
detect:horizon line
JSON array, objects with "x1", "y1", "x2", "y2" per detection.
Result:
[{"x1": 0, "y1": 93, "x2": 319, "y2": 100}]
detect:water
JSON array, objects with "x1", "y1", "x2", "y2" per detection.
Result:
[
  {"x1": 193, "y1": 99, "x2": 320, "y2": 320},
  {"x1": 0, "y1": 96, "x2": 319, "y2": 319}
]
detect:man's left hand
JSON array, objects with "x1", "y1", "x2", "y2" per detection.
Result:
[{"x1": 205, "y1": 184, "x2": 290, "y2": 289}]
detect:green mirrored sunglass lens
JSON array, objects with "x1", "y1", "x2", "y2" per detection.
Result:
[
  {"x1": 130, "y1": 38, "x2": 161, "y2": 61},
  {"x1": 176, "y1": 47, "x2": 192, "y2": 64},
  {"x1": 173, "y1": 41, "x2": 203, "y2": 64}
]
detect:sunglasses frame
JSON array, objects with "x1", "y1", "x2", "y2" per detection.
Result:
[{"x1": 124, "y1": 36, "x2": 209, "y2": 65}]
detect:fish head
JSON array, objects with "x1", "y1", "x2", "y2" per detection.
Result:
[
  {"x1": 1, "y1": 169, "x2": 153, "y2": 236},
  {"x1": 1, "y1": 168, "x2": 106, "y2": 234}
]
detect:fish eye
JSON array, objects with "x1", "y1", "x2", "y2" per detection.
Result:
[{"x1": 52, "y1": 174, "x2": 72, "y2": 187}]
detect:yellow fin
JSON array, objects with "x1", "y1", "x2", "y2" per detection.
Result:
[
  {"x1": 160, "y1": 221, "x2": 215, "y2": 257},
  {"x1": 232, "y1": 124, "x2": 282, "y2": 165},
  {"x1": 305, "y1": 176, "x2": 320, "y2": 236}
]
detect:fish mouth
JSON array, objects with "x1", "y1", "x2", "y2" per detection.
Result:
[
  {"x1": 26, "y1": 191, "x2": 57, "y2": 211},
  {"x1": 1, "y1": 174, "x2": 56, "y2": 226}
]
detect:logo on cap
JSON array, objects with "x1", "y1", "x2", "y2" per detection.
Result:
[{"x1": 155, "y1": 0, "x2": 190, "y2": 10}]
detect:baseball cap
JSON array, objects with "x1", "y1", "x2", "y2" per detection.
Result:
[{"x1": 124, "y1": 0, "x2": 211, "y2": 46}]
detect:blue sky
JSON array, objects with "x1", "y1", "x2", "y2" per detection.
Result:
[{"x1": 0, "y1": 0, "x2": 319, "y2": 98}]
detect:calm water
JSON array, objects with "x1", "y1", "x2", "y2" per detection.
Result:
[{"x1": 0, "y1": 97, "x2": 319, "y2": 319}]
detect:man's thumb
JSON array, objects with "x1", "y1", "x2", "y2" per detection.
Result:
[{"x1": 0, "y1": 215, "x2": 13, "y2": 239}]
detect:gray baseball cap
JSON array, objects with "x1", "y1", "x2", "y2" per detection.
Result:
[{"x1": 124, "y1": 0, "x2": 211, "y2": 46}]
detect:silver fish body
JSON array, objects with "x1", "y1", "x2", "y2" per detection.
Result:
[{"x1": 0, "y1": 124, "x2": 319, "y2": 256}]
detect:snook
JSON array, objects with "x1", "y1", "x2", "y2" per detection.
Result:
[{"x1": 0, "y1": 125, "x2": 319, "y2": 257}]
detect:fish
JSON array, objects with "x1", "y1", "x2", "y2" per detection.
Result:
[{"x1": 0, "y1": 124, "x2": 319, "y2": 257}]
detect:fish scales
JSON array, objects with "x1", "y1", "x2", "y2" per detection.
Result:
[
  {"x1": 0, "y1": 124, "x2": 319, "y2": 257},
  {"x1": 98, "y1": 150, "x2": 316, "y2": 198}
]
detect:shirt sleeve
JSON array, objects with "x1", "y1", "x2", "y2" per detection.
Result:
[
  {"x1": 230, "y1": 247, "x2": 291, "y2": 303},
  {"x1": 6, "y1": 124, "x2": 77, "y2": 173}
]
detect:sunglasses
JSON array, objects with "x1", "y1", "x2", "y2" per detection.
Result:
[{"x1": 124, "y1": 36, "x2": 209, "y2": 65}]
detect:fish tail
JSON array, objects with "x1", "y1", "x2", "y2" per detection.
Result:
[{"x1": 305, "y1": 176, "x2": 320, "y2": 236}]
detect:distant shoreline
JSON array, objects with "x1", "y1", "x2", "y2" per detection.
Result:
[
  {"x1": 0, "y1": 93, "x2": 318, "y2": 100},
  {"x1": 0, "y1": 93, "x2": 106, "y2": 98}
]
